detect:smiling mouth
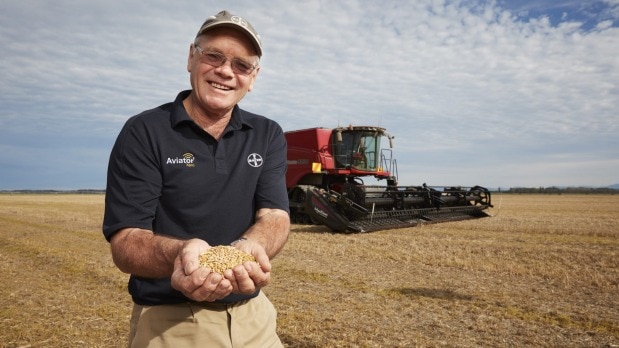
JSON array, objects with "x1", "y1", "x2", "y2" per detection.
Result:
[{"x1": 210, "y1": 82, "x2": 232, "y2": 91}]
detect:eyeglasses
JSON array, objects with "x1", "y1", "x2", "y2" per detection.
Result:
[{"x1": 194, "y1": 45, "x2": 258, "y2": 76}]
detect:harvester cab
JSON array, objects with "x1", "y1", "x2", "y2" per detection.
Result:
[
  {"x1": 285, "y1": 126, "x2": 492, "y2": 233},
  {"x1": 332, "y1": 126, "x2": 393, "y2": 176}
]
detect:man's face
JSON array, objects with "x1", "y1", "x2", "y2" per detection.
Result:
[{"x1": 187, "y1": 27, "x2": 260, "y2": 116}]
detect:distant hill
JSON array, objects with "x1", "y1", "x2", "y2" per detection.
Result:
[
  {"x1": 608, "y1": 184, "x2": 619, "y2": 190},
  {"x1": 0, "y1": 189, "x2": 105, "y2": 194}
]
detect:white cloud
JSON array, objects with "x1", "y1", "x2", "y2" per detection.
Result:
[{"x1": 0, "y1": 0, "x2": 617, "y2": 189}]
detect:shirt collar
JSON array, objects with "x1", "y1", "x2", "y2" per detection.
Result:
[{"x1": 170, "y1": 90, "x2": 253, "y2": 132}]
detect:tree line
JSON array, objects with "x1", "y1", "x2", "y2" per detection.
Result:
[{"x1": 500, "y1": 187, "x2": 617, "y2": 194}]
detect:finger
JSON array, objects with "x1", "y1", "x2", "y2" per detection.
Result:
[
  {"x1": 212, "y1": 276, "x2": 234, "y2": 300},
  {"x1": 231, "y1": 264, "x2": 256, "y2": 294},
  {"x1": 171, "y1": 256, "x2": 191, "y2": 289},
  {"x1": 223, "y1": 268, "x2": 238, "y2": 291},
  {"x1": 233, "y1": 239, "x2": 271, "y2": 273},
  {"x1": 253, "y1": 253, "x2": 272, "y2": 273},
  {"x1": 171, "y1": 257, "x2": 205, "y2": 295},
  {"x1": 180, "y1": 240, "x2": 209, "y2": 275},
  {"x1": 183, "y1": 271, "x2": 220, "y2": 301},
  {"x1": 245, "y1": 261, "x2": 270, "y2": 288},
  {"x1": 200, "y1": 274, "x2": 233, "y2": 302}
]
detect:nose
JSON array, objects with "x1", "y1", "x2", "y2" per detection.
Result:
[{"x1": 214, "y1": 59, "x2": 234, "y2": 76}]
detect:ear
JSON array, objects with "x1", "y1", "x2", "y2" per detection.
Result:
[
  {"x1": 247, "y1": 66, "x2": 260, "y2": 92},
  {"x1": 187, "y1": 43, "x2": 195, "y2": 73}
]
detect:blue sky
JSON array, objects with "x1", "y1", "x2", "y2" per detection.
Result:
[{"x1": 0, "y1": 0, "x2": 617, "y2": 190}]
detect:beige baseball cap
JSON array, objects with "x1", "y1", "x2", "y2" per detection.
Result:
[{"x1": 196, "y1": 10, "x2": 263, "y2": 57}]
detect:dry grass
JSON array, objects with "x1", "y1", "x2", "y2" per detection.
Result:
[{"x1": 0, "y1": 193, "x2": 617, "y2": 347}]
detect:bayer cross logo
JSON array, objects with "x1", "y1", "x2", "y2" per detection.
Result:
[{"x1": 247, "y1": 153, "x2": 263, "y2": 168}]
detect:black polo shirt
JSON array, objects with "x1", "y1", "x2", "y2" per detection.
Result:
[{"x1": 103, "y1": 90, "x2": 289, "y2": 305}]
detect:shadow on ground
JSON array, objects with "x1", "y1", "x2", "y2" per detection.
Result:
[{"x1": 390, "y1": 287, "x2": 475, "y2": 301}]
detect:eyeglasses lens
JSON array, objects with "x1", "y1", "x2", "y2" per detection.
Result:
[{"x1": 197, "y1": 47, "x2": 254, "y2": 75}]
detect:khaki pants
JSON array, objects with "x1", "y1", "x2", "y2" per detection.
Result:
[{"x1": 128, "y1": 292, "x2": 283, "y2": 348}]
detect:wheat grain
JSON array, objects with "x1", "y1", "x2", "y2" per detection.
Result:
[{"x1": 198, "y1": 246, "x2": 256, "y2": 274}]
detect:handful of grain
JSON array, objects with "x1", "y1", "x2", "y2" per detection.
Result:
[{"x1": 198, "y1": 246, "x2": 256, "y2": 274}]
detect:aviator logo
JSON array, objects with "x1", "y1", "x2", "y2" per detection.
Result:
[{"x1": 166, "y1": 153, "x2": 196, "y2": 167}]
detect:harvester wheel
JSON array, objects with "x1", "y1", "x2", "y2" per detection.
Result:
[
  {"x1": 300, "y1": 213, "x2": 311, "y2": 224},
  {"x1": 291, "y1": 186, "x2": 307, "y2": 203},
  {"x1": 467, "y1": 186, "x2": 491, "y2": 206}
]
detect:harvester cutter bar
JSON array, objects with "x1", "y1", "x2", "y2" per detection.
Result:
[{"x1": 349, "y1": 205, "x2": 490, "y2": 233}]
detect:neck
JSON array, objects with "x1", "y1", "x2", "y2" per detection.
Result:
[{"x1": 183, "y1": 96, "x2": 231, "y2": 140}]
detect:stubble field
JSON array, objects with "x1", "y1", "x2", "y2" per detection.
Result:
[{"x1": 0, "y1": 193, "x2": 617, "y2": 347}]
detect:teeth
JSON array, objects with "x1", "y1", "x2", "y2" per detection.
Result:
[{"x1": 211, "y1": 82, "x2": 231, "y2": 90}]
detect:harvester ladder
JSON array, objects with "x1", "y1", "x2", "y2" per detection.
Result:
[{"x1": 380, "y1": 149, "x2": 398, "y2": 182}]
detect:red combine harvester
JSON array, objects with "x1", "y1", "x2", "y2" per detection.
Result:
[{"x1": 285, "y1": 126, "x2": 492, "y2": 232}]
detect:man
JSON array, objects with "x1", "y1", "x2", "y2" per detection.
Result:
[{"x1": 102, "y1": 10, "x2": 290, "y2": 347}]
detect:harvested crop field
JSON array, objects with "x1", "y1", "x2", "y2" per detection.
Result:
[{"x1": 0, "y1": 193, "x2": 618, "y2": 347}]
